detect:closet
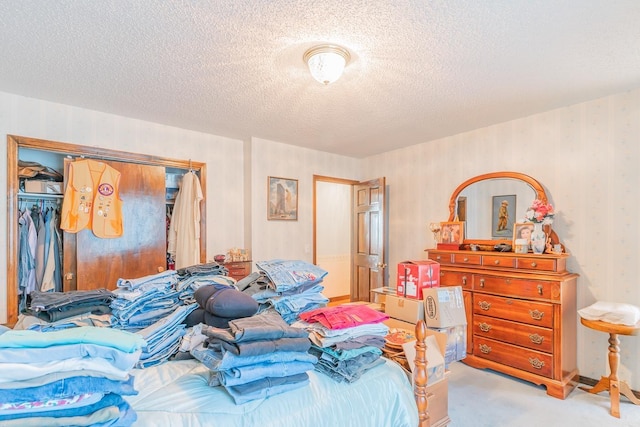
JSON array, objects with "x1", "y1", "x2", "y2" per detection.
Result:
[{"x1": 6, "y1": 135, "x2": 207, "y2": 326}]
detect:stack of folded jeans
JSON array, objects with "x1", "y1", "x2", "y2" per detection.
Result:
[
  {"x1": 175, "y1": 262, "x2": 229, "y2": 297},
  {"x1": 191, "y1": 309, "x2": 317, "y2": 404},
  {"x1": 293, "y1": 304, "x2": 390, "y2": 383},
  {"x1": 0, "y1": 326, "x2": 145, "y2": 426},
  {"x1": 111, "y1": 270, "x2": 198, "y2": 368},
  {"x1": 242, "y1": 260, "x2": 330, "y2": 324},
  {"x1": 27, "y1": 289, "x2": 115, "y2": 330}
]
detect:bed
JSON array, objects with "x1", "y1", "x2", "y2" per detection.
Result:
[{"x1": 124, "y1": 320, "x2": 430, "y2": 427}]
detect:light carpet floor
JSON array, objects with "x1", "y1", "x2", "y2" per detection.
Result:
[{"x1": 446, "y1": 361, "x2": 640, "y2": 427}]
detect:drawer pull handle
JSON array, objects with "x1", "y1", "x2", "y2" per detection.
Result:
[
  {"x1": 494, "y1": 259, "x2": 500, "y2": 265},
  {"x1": 462, "y1": 276, "x2": 467, "y2": 286},
  {"x1": 478, "y1": 301, "x2": 491, "y2": 311},
  {"x1": 479, "y1": 322, "x2": 492, "y2": 332},
  {"x1": 479, "y1": 278, "x2": 485, "y2": 288},
  {"x1": 537, "y1": 284, "x2": 543, "y2": 295},
  {"x1": 436, "y1": 256, "x2": 441, "y2": 261},
  {"x1": 479, "y1": 344, "x2": 491, "y2": 354},
  {"x1": 531, "y1": 262, "x2": 537, "y2": 268},
  {"x1": 529, "y1": 309, "x2": 545, "y2": 321},
  {"x1": 463, "y1": 257, "x2": 469, "y2": 262},
  {"x1": 529, "y1": 334, "x2": 544, "y2": 345},
  {"x1": 529, "y1": 357, "x2": 545, "y2": 370},
  {"x1": 440, "y1": 271, "x2": 445, "y2": 277}
]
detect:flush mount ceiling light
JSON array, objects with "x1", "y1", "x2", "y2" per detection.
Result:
[{"x1": 303, "y1": 44, "x2": 351, "y2": 85}]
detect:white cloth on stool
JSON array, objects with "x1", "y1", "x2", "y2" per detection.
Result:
[{"x1": 578, "y1": 301, "x2": 640, "y2": 326}]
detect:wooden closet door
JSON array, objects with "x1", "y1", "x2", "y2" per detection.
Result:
[{"x1": 63, "y1": 159, "x2": 167, "y2": 291}]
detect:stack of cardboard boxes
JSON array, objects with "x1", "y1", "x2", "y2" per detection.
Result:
[{"x1": 377, "y1": 260, "x2": 468, "y2": 427}]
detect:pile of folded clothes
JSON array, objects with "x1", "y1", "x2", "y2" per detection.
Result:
[
  {"x1": 111, "y1": 270, "x2": 198, "y2": 368},
  {"x1": 0, "y1": 325, "x2": 145, "y2": 426},
  {"x1": 293, "y1": 304, "x2": 390, "y2": 383},
  {"x1": 239, "y1": 259, "x2": 329, "y2": 324},
  {"x1": 191, "y1": 309, "x2": 317, "y2": 404},
  {"x1": 18, "y1": 288, "x2": 115, "y2": 331}
]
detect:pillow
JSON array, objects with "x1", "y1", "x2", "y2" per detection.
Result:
[{"x1": 578, "y1": 301, "x2": 640, "y2": 326}]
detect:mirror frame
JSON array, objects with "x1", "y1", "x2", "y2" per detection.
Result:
[{"x1": 447, "y1": 171, "x2": 552, "y2": 247}]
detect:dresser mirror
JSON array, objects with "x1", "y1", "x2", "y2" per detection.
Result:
[{"x1": 447, "y1": 171, "x2": 559, "y2": 247}]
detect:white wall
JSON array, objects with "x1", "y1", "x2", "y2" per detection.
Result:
[
  {"x1": 362, "y1": 88, "x2": 640, "y2": 389},
  {"x1": 0, "y1": 91, "x2": 246, "y2": 322},
  {"x1": 249, "y1": 137, "x2": 362, "y2": 264}
]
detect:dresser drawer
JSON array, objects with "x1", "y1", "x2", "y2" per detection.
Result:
[
  {"x1": 428, "y1": 252, "x2": 452, "y2": 265},
  {"x1": 474, "y1": 336, "x2": 553, "y2": 378},
  {"x1": 473, "y1": 294, "x2": 553, "y2": 328},
  {"x1": 224, "y1": 261, "x2": 251, "y2": 280},
  {"x1": 451, "y1": 253, "x2": 482, "y2": 266},
  {"x1": 482, "y1": 255, "x2": 516, "y2": 269},
  {"x1": 475, "y1": 275, "x2": 559, "y2": 301},
  {"x1": 474, "y1": 314, "x2": 553, "y2": 353},
  {"x1": 515, "y1": 257, "x2": 557, "y2": 272},
  {"x1": 439, "y1": 270, "x2": 472, "y2": 289}
]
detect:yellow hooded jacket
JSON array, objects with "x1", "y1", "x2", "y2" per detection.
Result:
[{"x1": 60, "y1": 159, "x2": 123, "y2": 238}]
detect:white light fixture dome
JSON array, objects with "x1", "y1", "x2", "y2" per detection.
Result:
[{"x1": 303, "y1": 44, "x2": 350, "y2": 85}]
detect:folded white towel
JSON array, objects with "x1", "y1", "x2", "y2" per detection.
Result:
[{"x1": 578, "y1": 301, "x2": 640, "y2": 326}]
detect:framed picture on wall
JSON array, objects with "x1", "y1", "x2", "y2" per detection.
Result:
[
  {"x1": 267, "y1": 176, "x2": 298, "y2": 220},
  {"x1": 439, "y1": 221, "x2": 464, "y2": 244},
  {"x1": 492, "y1": 194, "x2": 516, "y2": 238}
]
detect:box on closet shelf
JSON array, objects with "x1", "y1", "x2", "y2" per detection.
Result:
[{"x1": 24, "y1": 180, "x2": 63, "y2": 194}]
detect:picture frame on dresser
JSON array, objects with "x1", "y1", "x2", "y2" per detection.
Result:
[
  {"x1": 439, "y1": 221, "x2": 464, "y2": 244},
  {"x1": 513, "y1": 222, "x2": 535, "y2": 251},
  {"x1": 267, "y1": 176, "x2": 298, "y2": 220}
]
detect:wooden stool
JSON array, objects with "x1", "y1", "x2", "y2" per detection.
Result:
[{"x1": 579, "y1": 317, "x2": 640, "y2": 418}]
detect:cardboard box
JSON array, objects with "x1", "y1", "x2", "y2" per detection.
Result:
[
  {"x1": 397, "y1": 260, "x2": 440, "y2": 299},
  {"x1": 426, "y1": 372, "x2": 451, "y2": 427},
  {"x1": 423, "y1": 286, "x2": 467, "y2": 328},
  {"x1": 429, "y1": 324, "x2": 467, "y2": 367},
  {"x1": 385, "y1": 294, "x2": 424, "y2": 324},
  {"x1": 24, "y1": 180, "x2": 62, "y2": 194},
  {"x1": 402, "y1": 328, "x2": 448, "y2": 385}
]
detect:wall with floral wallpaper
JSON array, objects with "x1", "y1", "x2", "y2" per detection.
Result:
[{"x1": 362, "y1": 88, "x2": 640, "y2": 388}]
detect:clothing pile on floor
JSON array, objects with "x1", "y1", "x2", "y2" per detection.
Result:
[
  {"x1": 239, "y1": 259, "x2": 329, "y2": 324},
  {"x1": 293, "y1": 304, "x2": 390, "y2": 383},
  {"x1": 0, "y1": 325, "x2": 145, "y2": 426},
  {"x1": 190, "y1": 309, "x2": 317, "y2": 404}
]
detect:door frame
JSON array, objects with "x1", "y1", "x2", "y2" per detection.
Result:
[
  {"x1": 5, "y1": 134, "x2": 207, "y2": 326},
  {"x1": 312, "y1": 175, "x2": 358, "y2": 299}
]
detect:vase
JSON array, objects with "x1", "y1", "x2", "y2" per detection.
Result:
[{"x1": 530, "y1": 223, "x2": 547, "y2": 254}]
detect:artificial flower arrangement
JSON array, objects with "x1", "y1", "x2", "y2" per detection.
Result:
[{"x1": 524, "y1": 199, "x2": 555, "y2": 225}]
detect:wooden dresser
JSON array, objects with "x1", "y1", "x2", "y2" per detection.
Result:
[
  {"x1": 224, "y1": 260, "x2": 252, "y2": 281},
  {"x1": 426, "y1": 248, "x2": 579, "y2": 399}
]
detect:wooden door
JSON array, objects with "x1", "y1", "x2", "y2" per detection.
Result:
[
  {"x1": 352, "y1": 177, "x2": 386, "y2": 301},
  {"x1": 63, "y1": 159, "x2": 167, "y2": 291}
]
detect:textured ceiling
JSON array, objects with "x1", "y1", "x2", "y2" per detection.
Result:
[{"x1": 0, "y1": 1, "x2": 639, "y2": 158}]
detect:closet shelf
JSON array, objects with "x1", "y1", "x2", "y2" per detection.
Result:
[{"x1": 18, "y1": 192, "x2": 64, "y2": 199}]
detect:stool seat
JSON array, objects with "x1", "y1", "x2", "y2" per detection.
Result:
[{"x1": 579, "y1": 316, "x2": 640, "y2": 418}]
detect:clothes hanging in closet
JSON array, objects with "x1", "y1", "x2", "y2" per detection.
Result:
[
  {"x1": 17, "y1": 201, "x2": 63, "y2": 313},
  {"x1": 167, "y1": 171, "x2": 204, "y2": 270},
  {"x1": 60, "y1": 159, "x2": 124, "y2": 238}
]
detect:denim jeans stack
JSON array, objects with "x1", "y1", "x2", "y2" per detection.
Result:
[
  {"x1": 241, "y1": 260, "x2": 330, "y2": 324},
  {"x1": 294, "y1": 304, "x2": 390, "y2": 383},
  {"x1": 0, "y1": 325, "x2": 145, "y2": 426},
  {"x1": 111, "y1": 270, "x2": 198, "y2": 368},
  {"x1": 23, "y1": 289, "x2": 115, "y2": 331},
  {"x1": 191, "y1": 309, "x2": 317, "y2": 404}
]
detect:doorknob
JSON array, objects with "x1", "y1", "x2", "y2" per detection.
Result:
[{"x1": 376, "y1": 262, "x2": 387, "y2": 269}]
